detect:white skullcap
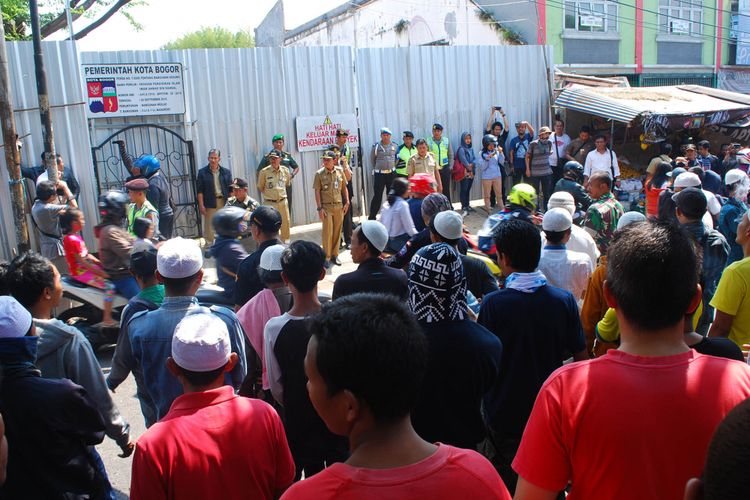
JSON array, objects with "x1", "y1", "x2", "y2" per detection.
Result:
[
  {"x1": 725, "y1": 169, "x2": 748, "y2": 186},
  {"x1": 547, "y1": 191, "x2": 576, "y2": 216},
  {"x1": 0, "y1": 296, "x2": 32, "y2": 339},
  {"x1": 157, "y1": 237, "x2": 203, "y2": 279},
  {"x1": 433, "y1": 211, "x2": 463, "y2": 240},
  {"x1": 616, "y1": 211, "x2": 647, "y2": 231},
  {"x1": 172, "y1": 313, "x2": 230, "y2": 372},
  {"x1": 542, "y1": 207, "x2": 573, "y2": 232},
  {"x1": 260, "y1": 244, "x2": 285, "y2": 271},
  {"x1": 360, "y1": 220, "x2": 389, "y2": 253},
  {"x1": 673, "y1": 172, "x2": 701, "y2": 189}
]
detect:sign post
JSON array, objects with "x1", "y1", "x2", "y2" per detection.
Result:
[
  {"x1": 295, "y1": 114, "x2": 359, "y2": 152},
  {"x1": 82, "y1": 63, "x2": 186, "y2": 118}
]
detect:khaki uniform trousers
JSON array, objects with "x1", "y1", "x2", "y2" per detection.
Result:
[
  {"x1": 204, "y1": 197, "x2": 226, "y2": 244},
  {"x1": 321, "y1": 204, "x2": 344, "y2": 260},
  {"x1": 265, "y1": 198, "x2": 291, "y2": 242}
]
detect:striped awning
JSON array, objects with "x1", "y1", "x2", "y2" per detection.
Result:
[{"x1": 554, "y1": 87, "x2": 642, "y2": 124}]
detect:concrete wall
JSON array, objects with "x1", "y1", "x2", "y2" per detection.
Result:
[{"x1": 285, "y1": 0, "x2": 507, "y2": 47}]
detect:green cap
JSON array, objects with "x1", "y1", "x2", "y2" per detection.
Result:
[{"x1": 272, "y1": 133, "x2": 284, "y2": 142}]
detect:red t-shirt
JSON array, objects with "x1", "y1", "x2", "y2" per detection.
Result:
[
  {"x1": 280, "y1": 443, "x2": 510, "y2": 500},
  {"x1": 513, "y1": 349, "x2": 750, "y2": 499},
  {"x1": 131, "y1": 386, "x2": 295, "y2": 500},
  {"x1": 62, "y1": 234, "x2": 87, "y2": 276}
]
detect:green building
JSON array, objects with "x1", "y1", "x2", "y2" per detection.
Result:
[{"x1": 478, "y1": 0, "x2": 741, "y2": 87}]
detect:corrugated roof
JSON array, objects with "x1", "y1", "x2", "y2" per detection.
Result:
[{"x1": 555, "y1": 84, "x2": 750, "y2": 123}]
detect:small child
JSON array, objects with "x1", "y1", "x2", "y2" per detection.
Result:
[
  {"x1": 132, "y1": 216, "x2": 156, "y2": 248},
  {"x1": 60, "y1": 209, "x2": 117, "y2": 326}
]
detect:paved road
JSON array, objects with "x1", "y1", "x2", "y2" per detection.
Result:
[{"x1": 93, "y1": 205, "x2": 490, "y2": 497}]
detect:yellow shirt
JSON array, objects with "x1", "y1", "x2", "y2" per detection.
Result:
[
  {"x1": 258, "y1": 165, "x2": 290, "y2": 201},
  {"x1": 313, "y1": 166, "x2": 345, "y2": 207},
  {"x1": 710, "y1": 256, "x2": 750, "y2": 347},
  {"x1": 597, "y1": 304, "x2": 703, "y2": 343}
]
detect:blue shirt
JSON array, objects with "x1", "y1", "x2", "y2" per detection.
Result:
[
  {"x1": 478, "y1": 150, "x2": 505, "y2": 180},
  {"x1": 408, "y1": 198, "x2": 426, "y2": 231},
  {"x1": 509, "y1": 132, "x2": 532, "y2": 170},
  {"x1": 128, "y1": 296, "x2": 248, "y2": 422},
  {"x1": 478, "y1": 284, "x2": 584, "y2": 440},
  {"x1": 719, "y1": 198, "x2": 748, "y2": 266}
]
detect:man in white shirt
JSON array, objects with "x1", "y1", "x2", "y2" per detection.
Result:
[
  {"x1": 583, "y1": 134, "x2": 620, "y2": 187},
  {"x1": 538, "y1": 208, "x2": 594, "y2": 308},
  {"x1": 549, "y1": 120, "x2": 571, "y2": 186},
  {"x1": 542, "y1": 192, "x2": 599, "y2": 268}
]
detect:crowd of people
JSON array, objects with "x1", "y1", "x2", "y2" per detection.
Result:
[{"x1": 2, "y1": 108, "x2": 750, "y2": 499}]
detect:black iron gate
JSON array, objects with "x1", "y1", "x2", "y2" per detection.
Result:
[{"x1": 91, "y1": 124, "x2": 201, "y2": 238}]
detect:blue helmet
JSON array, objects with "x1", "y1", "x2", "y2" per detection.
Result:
[{"x1": 134, "y1": 155, "x2": 161, "y2": 178}]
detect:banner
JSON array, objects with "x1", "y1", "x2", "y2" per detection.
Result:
[
  {"x1": 295, "y1": 114, "x2": 359, "y2": 152},
  {"x1": 82, "y1": 63, "x2": 185, "y2": 118}
]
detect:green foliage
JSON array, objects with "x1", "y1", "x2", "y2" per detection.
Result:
[
  {"x1": 162, "y1": 26, "x2": 255, "y2": 50},
  {"x1": 475, "y1": 8, "x2": 525, "y2": 45},
  {"x1": 2, "y1": 0, "x2": 31, "y2": 40}
]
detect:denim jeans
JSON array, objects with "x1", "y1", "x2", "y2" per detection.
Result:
[
  {"x1": 528, "y1": 174, "x2": 553, "y2": 211},
  {"x1": 460, "y1": 176, "x2": 474, "y2": 209},
  {"x1": 386, "y1": 234, "x2": 411, "y2": 254},
  {"x1": 111, "y1": 276, "x2": 140, "y2": 299}
]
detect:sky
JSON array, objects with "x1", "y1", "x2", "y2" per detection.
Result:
[{"x1": 47, "y1": 0, "x2": 344, "y2": 51}]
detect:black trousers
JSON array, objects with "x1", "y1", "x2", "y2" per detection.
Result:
[
  {"x1": 439, "y1": 167, "x2": 452, "y2": 204},
  {"x1": 369, "y1": 172, "x2": 395, "y2": 219},
  {"x1": 159, "y1": 213, "x2": 174, "y2": 239},
  {"x1": 342, "y1": 181, "x2": 353, "y2": 244}
]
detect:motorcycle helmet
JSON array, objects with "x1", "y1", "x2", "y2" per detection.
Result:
[
  {"x1": 133, "y1": 155, "x2": 161, "y2": 178},
  {"x1": 507, "y1": 183, "x2": 538, "y2": 212},
  {"x1": 98, "y1": 190, "x2": 129, "y2": 221},
  {"x1": 409, "y1": 173, "x2": 437, "y2": 197},
  {"x1": 212, "y1": 206, "x2": 250, "y2": 238},
  {"x1": 482, "y1": 134, "x2": 498, "y2": 149},
  {"x1": 563, "y1": 160, "x2": 584, "y2": 179}
]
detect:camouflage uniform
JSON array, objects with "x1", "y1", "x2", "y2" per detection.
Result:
[{"x1": 583, "y1": 192, "x2": 624, "y2": 254}]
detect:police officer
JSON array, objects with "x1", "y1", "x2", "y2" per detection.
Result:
[
  {"x1": 257, "y1": 133, "x2": 299, "y2": 212},
  {"x1": 314, "y1": 150, "x2": 349, "y2": 268},
  {"x1": 257, "y1": 151, "x2": 292, "y2": 243},
  {"x1": 396, "y1": 131, "x2": 417, "y2": 179},
  {"x1": 227, "y1": 177, "x2": 260, "y2": 252},
  {"x1": 334, "y1": 129, "x2": 354, "y2": 249},
  {"x1": 368, "y1": 127, "x2": 398, "y2": 220},
  {"x1": 426, "y1": 123, "x2": 454, "y2": 204}
]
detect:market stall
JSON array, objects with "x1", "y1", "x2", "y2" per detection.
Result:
[{"x1": 554, "y1": 84, "x2": 750, "y2": 210}]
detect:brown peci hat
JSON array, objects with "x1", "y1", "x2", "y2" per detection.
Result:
[{"x1": 125, "y1": 178, "x2": 149, "y2": 191}]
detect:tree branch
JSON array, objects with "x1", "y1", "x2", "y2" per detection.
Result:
[
  {"x1": 40, "y1": 0, "x2": 97, "y2": 39},
  {"x1": 73, "y1": 0, "x2": 133, "y2": 40}
]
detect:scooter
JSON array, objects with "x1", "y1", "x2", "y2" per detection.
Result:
[{"x1": 59, "y1": 276, "x2": 129, "y2": 349}]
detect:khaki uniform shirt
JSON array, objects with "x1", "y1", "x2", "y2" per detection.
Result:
[
  {"x1": 408, "y1": 153, "x2": 438, "y2": 177},
  {"x1": 258, "y1": 166, "x2": 290, "y2": 201},
  {"x1": 314, "y1": 166, "x2": 346, "y2": 207}
]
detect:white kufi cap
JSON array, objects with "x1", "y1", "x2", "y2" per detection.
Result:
[
  {"x1": 171, "y1": 313, "x2": 230, "y2": 372},
  {"x1": 157, "y1": 237, "x2": 203, "y2": 279}
]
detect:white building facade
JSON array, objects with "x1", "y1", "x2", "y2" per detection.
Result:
[{"x1": 283, "y1": 0, "x2": 510, "y2": 48}]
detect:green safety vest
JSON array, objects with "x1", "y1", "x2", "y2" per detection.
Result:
[
  {"x1": 127, "y1": 201, "x2": 157, "y2": 236},
  {"x1": 396, "y1": 144, "x2": 417, "y2": 176},
  {"x1": 427, "y1": 137, "x2": 450, "y2": 168}
]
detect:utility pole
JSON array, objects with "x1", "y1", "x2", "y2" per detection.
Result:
[
  {"x1": 0, "y1": 14, "x2": 31, "y2": 253},
  {"x1": 29, "y1": 0, "x2": 57, "y2": 183}
]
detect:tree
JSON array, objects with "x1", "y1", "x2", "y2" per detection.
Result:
[
  {"x1": 162, "y1": 26, "x2": 255, "y2": 50},
  {"x1": 1, "y1": 0, "x2": 145, "y2": 41}
]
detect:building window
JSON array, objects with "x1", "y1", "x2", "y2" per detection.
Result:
[
  {"x1": 564, "y1": 1, "x2": 619, "y2": 33},
  {"x1": 659, "y1": 0, "x2": 703, "y2": 35}
]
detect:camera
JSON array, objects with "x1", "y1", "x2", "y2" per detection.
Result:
[{"x1": 494, "y1": 106, "x2": 503, "y2": 112}]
